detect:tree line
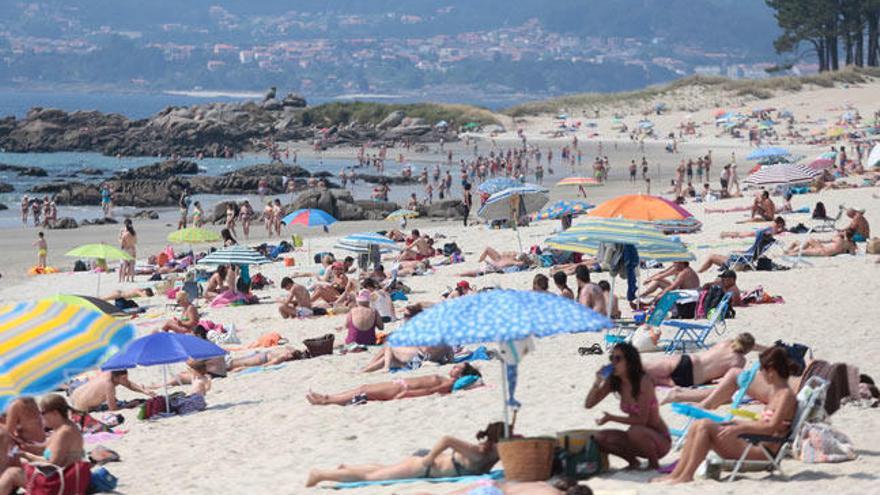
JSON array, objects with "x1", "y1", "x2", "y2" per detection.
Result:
[{"x1": 767, "y1": 0, "x2": 880, "y2": 71}]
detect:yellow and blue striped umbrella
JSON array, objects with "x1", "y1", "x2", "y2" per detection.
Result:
[
  {"x1": 546, "y1": 217, "x2": 692, "y2": 262},
  {"x1": 0, "y1": 301, "x2": 135, "y2": 411}
]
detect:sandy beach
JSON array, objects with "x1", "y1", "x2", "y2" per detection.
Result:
[{"x1": 1, "y1": 80, "x2": 879, "y2": 495}]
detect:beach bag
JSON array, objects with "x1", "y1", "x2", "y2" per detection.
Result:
[
  {"x1": 291, "y1": 234, "x2": 304, "y2": 248},
  {"x1": 796, "y1": 423, "x2": 857, "y2": 463},
  {"x1": 554, "y1": 435, "x2": 604, "y2": 480},
  {"x1": 88, "y1": 467, "x2": 118, "y2": 493},
  {"x1": 867, "y1": 238, "x2": 880, "y2": 255},
  {"x1": 170, "y1": 393, "x2": 207, "y2": 415},
  {"x1": 24, "y1": 461, "x2": 91, "y2": 495},
  {"x1": 697, "y1": 285, "x2": 722, "y2": 318},
  {"x1": 442, "y1": 242, "x2": 461, "y2": 256},
  {"x1": 756, "y1": 257, "x2": 773, "y2": 271},
  {"x1": 138, "y1": 396, "x2": 167, "y2": 420},
  {"x1": 73, "y1": 260, "x2": 88, "y2": 272},
  {"x1": 774, "y1": 340, "x2": 809, "y2": 376}
]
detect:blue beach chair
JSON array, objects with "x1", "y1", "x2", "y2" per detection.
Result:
[{"x1": 661, "y1": 292, "x2": 732, "y2": 354}]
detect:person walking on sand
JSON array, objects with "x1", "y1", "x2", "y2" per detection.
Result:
[
  {"x1": 118, "y1": 219, "x2": 137, "y2": 283},
  {"x1": 239, "y1": 200, "x2": 254, "y2": 240},
  {"x1": 177, "y1": 190, "x2": 190, "y2": 230},
  {"x1": 462, "y1": 183, "x2": 472, "y2": 227},
  {"x1": 34, "y1": 232, "x2": 47, "y2": 268},
  {"x1": 20, "y1": 195, "x2": 30, "y2": 225}
]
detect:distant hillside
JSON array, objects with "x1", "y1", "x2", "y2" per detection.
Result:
[{"x1": 503, "y1": 67, "x2": 880, "y2": 117}]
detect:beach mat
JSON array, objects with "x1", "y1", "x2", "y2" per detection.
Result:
[{"x1": 328, "y1": 469, "x2": 503, "y2": 489}]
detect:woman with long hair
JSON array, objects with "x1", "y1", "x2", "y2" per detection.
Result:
[
  {"x1": 119, "y1": 218, "x2": 137, "y2": 283},
  {"x1": 653, "y1": 347, "x2": 797, "y2": 484},
  {"x1": 585, "y1": 342, "x2": 670, "y2": 469},
  {"x1": 306, "y1": 421, "x2": 506, "y2": 487}
]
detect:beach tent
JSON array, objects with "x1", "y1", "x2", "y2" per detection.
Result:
[{"x1": 477, "y1": 185, "x2": 549, "y2": 252}]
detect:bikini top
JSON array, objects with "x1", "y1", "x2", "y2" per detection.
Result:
[{"x1": 620, "y1": 398, "x2": 658, "y2": 415}]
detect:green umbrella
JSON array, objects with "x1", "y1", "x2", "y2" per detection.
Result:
[
  {"x1": 42, "y1": 294, "x2": 128, "y2": 318},
  {"x1": 167, "y1": 227, "x2": 220, "y2": 244},
  {"x1": 65, "y1": 243, "x2": 133, "y2": 296},
  {"x1": 66, "y1": 243, "x2": 133, "y2": 261}
]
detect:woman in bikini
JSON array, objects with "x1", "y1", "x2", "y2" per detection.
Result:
[
  {"x1": 225, "y1": 203, "x2": 237, "y2": 238},
  {"x1": 160, "y1": 292, "x2": 199, "y2": 334},
  {"x1": 306, "y1": 421, "x2": 505, "y2": 487},
  {"x1": 654, "y1": 346, "x2": 797, "y2": 484},
  {"x1": 344, "y1": 290, "x2": 384, "y2": 345},
  {"x1": 306, "y1": 363, "x2": 481, "y2": 406},
  {"x1": 238, "y1": 200, "x2": 254, "y2": 239},
  {"x1": 311, "y1": 263, "x2": 355, "y2": 306},
  {"x1": 0, "y1": 395, "x2": 86, "y2": 494},
  {"x1": 192, "y1": 201, "x2": 204, "y2": 227},
  {"x1": 203, "y1": 265, "x2": 229, "y2": 300},
  {"x1": 118, "y1": 219, "x2": 137, "y2": 283},
  {"x1": 784, "y1": 229, "x2": 857, "y2": 257},
  {"x1": 227, "y1": 346, "x2": 304, "y2": 372},
  {"x1": 585, "y1": 342, "x2": 670, "y2": 470}
]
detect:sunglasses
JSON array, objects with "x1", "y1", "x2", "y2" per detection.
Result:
[{"x1": 609, "y1": 355, "x2": 623, "y2": 363}]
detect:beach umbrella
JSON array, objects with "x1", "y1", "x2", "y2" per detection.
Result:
[
  {"x1": 167, "y1": 227, "x2": 220, "y2": 245},
  {"x1": 198, "y1": 245, "x2": 271, "y2": 266},
  {"x1": 101, "y1": 332, "x2": 226, "y2": 414},
  {"x1": 556, "y1": 177, "x2": 601, "y2": 187},
  {"x1": 0, "y1": 301, "x2": 135, "y2": 411},
  {"x1": 42, "y1": 294, "x2": 128, "y2": 318},
  {"x1": 65, "y1": 243, "x2": 133, "y2": 296},
  {"x1": 532, "y1": 200, "x2": 594, "y2": 221},
  {"x1": 477, "y1": 185, "x2": 549, "y2": 252},
  {"x1": 806, "y1": 157, "x2": 836, "y2": 171},
  {"x1": 587, "y1": 194, "x2": 701, "y2": 233},
  {"x1": 746, "y1": 147, "x2": 791, "y2": 161},
  {"x1": 385, "y1": 209, "x2": 419, "y2": 221},
  {"x1": 545, "y1": 235, "x2": 694, "y2": 263},
  {"x1": 281, "y1": 208, "x2": 338, "y2": 256},
  {"x1": 744, "y1": 163, "x2": 819, "y2": 187},
  {"x1": 477, "y1": 177, "x2": 522, "y2": 195},
  {"x1": 334, "y1": 232, "x2": 400, "y2": 254},
  {"x1": 281, "y1": 208, "x2": 337, "y2": 228},
  {"x1": 388, "y1": 289, "x2": 613, "y2": 432},
  {"x1": 550, "y1": 217, "x2": 682, "y2": 250},
  {"x1": 867, "y1": 144, "x2": 880, "y2": 168}
]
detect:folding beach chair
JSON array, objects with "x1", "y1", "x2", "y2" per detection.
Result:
[
  {"x1": 723, "y1": 230, "x2": 776, "y2": 271},
  {"x1": 722, "y1": 376, "x2": 829, "y2": 482},
  {"x1": 604, "y1": 291, "x2": 682, "y2": 349},
  {"x1": 668, "y1": 361, "x2": 761, "y2": 451},
  {"x1": 661, "y1": 292, "x2": 732, "y2": 354},
  {"x1": 811, "y1": 204, "x2": 844, "y2": 233}
]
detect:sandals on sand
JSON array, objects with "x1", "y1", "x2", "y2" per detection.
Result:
[{"x1": 578, "y1": 343, "x2": 603, "y2": 356}]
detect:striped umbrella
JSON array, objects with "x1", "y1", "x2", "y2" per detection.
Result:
[
  {"x1": 546, "y1": 236, "x2": 694, "y2": 262},
  {"x1": 532, "y1": 200, "x2": 594, "y2": 221},
  {"x1": 281, "y1": 208, "x2": 337, "y2": 228},
  {"x1": 167, "y1": 227, "x2": 220, "y2": 245},
  {"x1": 557, "y1": 176, "x2": 601, "y2": 187},
  {"x1": 744, "y1": 163, "x2": 819, "y2": 186},
  {"x1": 0, "y1": 301, "x2": 135, "y2": 411},
  {"x1": 806, "y1": 157, "x2": 835, "y2": 171},
  {"x1": 198, "y1": 245, "x2": 272, "y2": 265},
  {"x1": 547, "y1": 217, "x2": 685, "y2": 251},
  {"x1": 477, "y1": 177, "x2": 522, "y2": 195},
  {"x1": 334, "y1": 232, "x2": 400, "y2": 253},
  {"x1": 385, "y1": 209, "x2": 419, "y2": 221}
]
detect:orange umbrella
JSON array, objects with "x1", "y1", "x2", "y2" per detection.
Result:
[{"x1": 588, "y1": 194, "x2": 693, "y2": 221}]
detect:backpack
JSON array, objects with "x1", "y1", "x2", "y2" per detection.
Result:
[
  {"x1": 89, "y1": 467, "x2": 118, "y2": 493},
  {"x1": 442, "y1": 242, "x2": 461, "y2": 256},
  {"x1": 697, "y1": 285, "x2": 734, "y2": 319},
  {"x1": 73, "y1": 260, "x2": 88, "y2": 272}
]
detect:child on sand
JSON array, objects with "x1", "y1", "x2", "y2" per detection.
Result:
[{"x1": 34, "y1": 231, "x2": 47, "y2": 268}]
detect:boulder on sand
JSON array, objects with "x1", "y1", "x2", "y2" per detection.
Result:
[{"x1": 49, "y1": 217, "x2": 78, "y2": 229}]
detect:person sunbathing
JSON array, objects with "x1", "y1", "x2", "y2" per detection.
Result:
[
  {"x1": 653, "y1": 347, "x2": 797, "y2": 484},
  {"x1": 0, "y1": 395, "x2": 85, "y2": 494},
  {"x1": 783, "y1": 229, "x2": 857, "y2": 257},
  {"x1": 585, "y1": 343, "x2": 670, "y2": 469},
  {"x1": 460, "y1": 248, "x2": 531, "y2": 277},
  {"x1": 360, "y1": 344, "x2": 454, "y2": 373},
  {"x1": 203, "y1": 265, "x2": 229, "y2": 300},
  {"x1": 227, "y1": 347, "x2": 305, "y2": 372},
  {"x1": 747, "y1": 190, "x2": 776, "y2": 221},
  {"x1": 101, "y1": 287, "x2": 155, "y2": 301},
  {"x1": 392, "y1": 259, "x2": 432, "y2": 278},
  {"x1": 1, "y1": 397, "x2": 46, "y2": 449},
  {"x1": 720, "y1": 216, "x2": 786, "y2": 239},
  {"x1": 638, "y1": 261, "x2": 700, "y2": 303},
  {"x1": 306, "y1": 363, "x2": 482, "y2": 406},
  {"x1": 69, "y1": 370, "x2": 154, "y2": 412},
  {"x1": 645, "y1": 333, "x2": 756, "y2": 390},
  {"x1": 161, "y1": 291, "x2": 199, "y2": 333},
  {"x1": 305, "y1": 421, "x2": 505, "y2": 487}
]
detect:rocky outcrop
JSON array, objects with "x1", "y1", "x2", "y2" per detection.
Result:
[
  {"x1": 353, "y1": 173, "x2": 420, "y2": 185},
  {"x1": 0, "y1": 99, "x2": 464, "y2": 156},
  {"x1": 81, "y1": 217, "x2": 118, "y2": 226},
  {"x1": 419, "y1": 200, "x2": 466, "y2": 219},
  {"x1": 0, "y1": 182, "x2": 13, "y2": 193},
  {"x1": 77, "y1": 167, "x2": 104, "y2": 176},
  {"x1": 131, "y1": 209, "x2": 159, "y2": 220},
  {"x1": 115, "y1": 159, "x2": 199, "y2": 180},
  {"x1": 0, "y1": 163, "x2": 48, "y2": 177},
  {"x1": 287, "y1": 189, "x2": 401, "y2": 221},
  {"x1": 49, "y1": 217, "x2": 78, "y2": 229},
  {"x1": 222, "y1": 163, "x2": 310, "y2": 178},
  {"x1": 0, "y1": 202, "x2": 7, "y2": 211}
]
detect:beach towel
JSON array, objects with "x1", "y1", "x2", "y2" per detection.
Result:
[
  {"x1": 452, "y1": 346, "x2": 492, "y2": 363},
  {"x1": 328, "y1": 469, "x2": 503, "y2": 489},
  {"x1": 237, "y1": 364, "x2": 287, "y2": 376}
]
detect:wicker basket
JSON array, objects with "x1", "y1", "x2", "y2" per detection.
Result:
[
  {"x1": 303, "y1": 333, "x2": 334, "y2": 357},
  {"x1": 498, "y1": 437, "x2": 555, "y2": 482}
]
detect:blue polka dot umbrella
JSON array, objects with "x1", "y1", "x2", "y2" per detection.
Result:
[{"x1": 389, "y1": 289, "x2": 612, "y2": 430}]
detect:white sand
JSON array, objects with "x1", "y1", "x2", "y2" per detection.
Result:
[{"x1": 1, "y1": 82, "x2": 879, "y2": 495}]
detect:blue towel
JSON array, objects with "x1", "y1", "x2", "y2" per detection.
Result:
[
  {"x1": 452, "y1": 345, "x2": 492, "y2": 363},
  {"x1": 329, "y1": 470, "x2": 504, "y2": 489},
  {"x1": 237, "y1": 364, "x2": 286, "y2": 375}
]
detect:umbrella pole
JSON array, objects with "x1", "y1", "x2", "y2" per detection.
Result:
[
  {"x1": 96, "y1": 271, "x2": 101, "y2": 297},
  {"x1": 499, "y1": 360, "x2": 511, "y2": 438},
  {"x1": 163, "y1": 364, "x2": 170, "y2": 414},
  {"x1": 609, "y1": 275, "x2": 615, "y2": 318}
]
